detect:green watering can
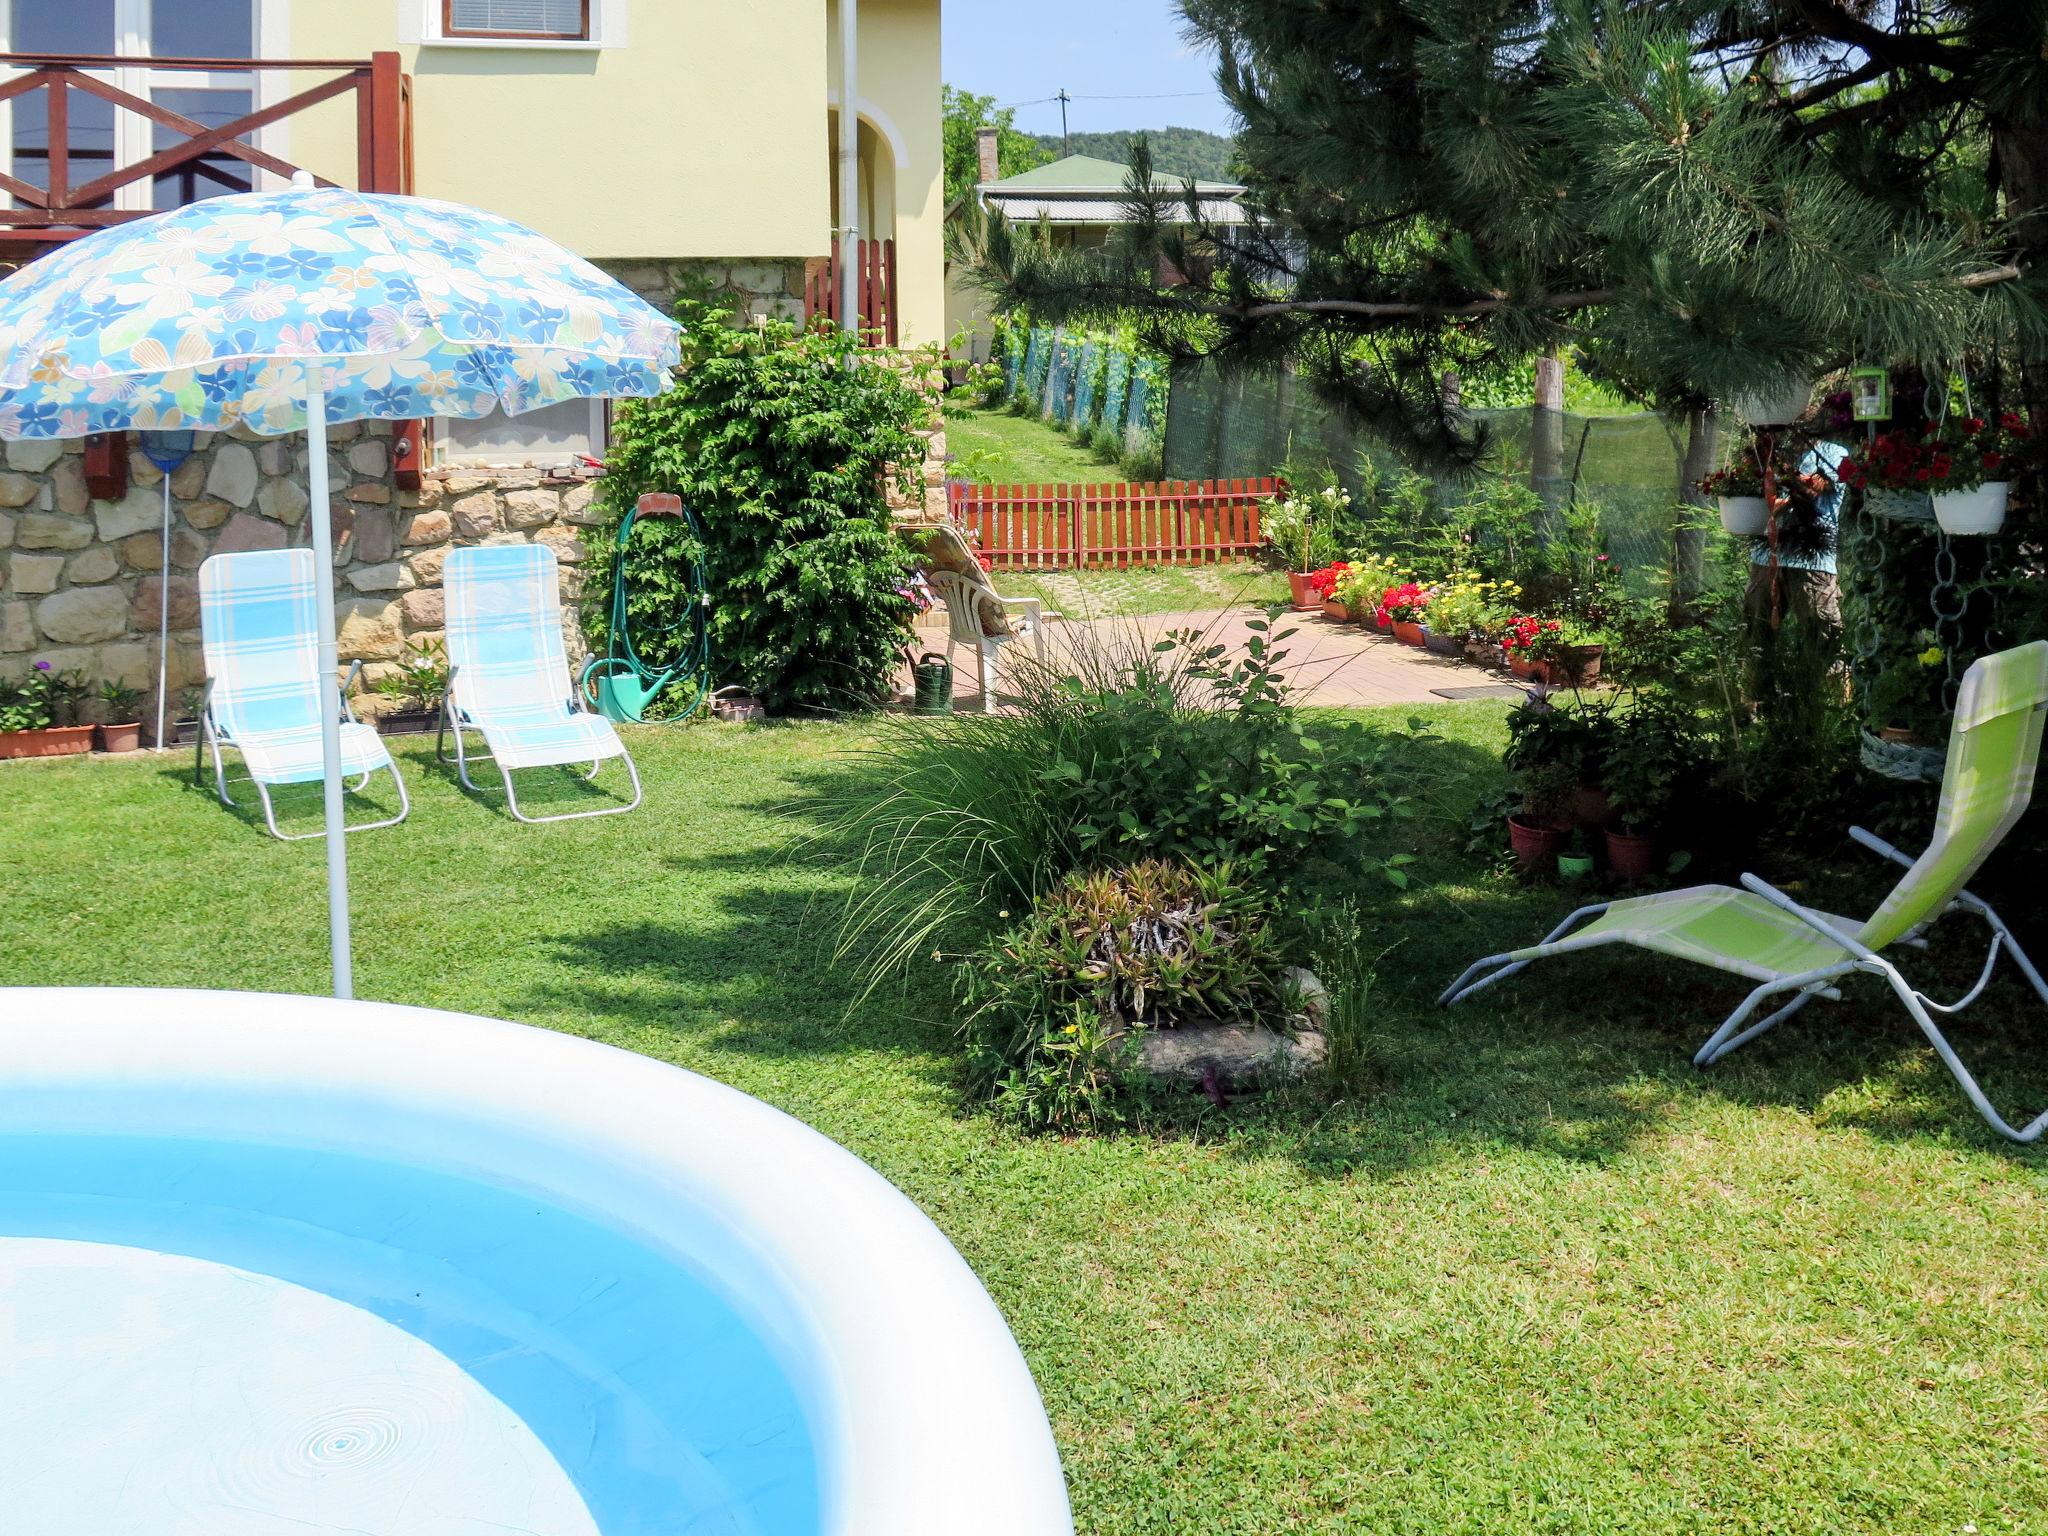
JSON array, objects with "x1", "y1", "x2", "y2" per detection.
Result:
[{"x1": 578, "y1": 493, "x2": 712, "y2": 724}]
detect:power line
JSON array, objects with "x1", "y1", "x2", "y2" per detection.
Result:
[{"x1": 995, "y1": 89, "x2": 1219, "y2": 110}]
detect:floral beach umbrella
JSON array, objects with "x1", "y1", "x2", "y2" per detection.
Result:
[{"x1": 0, "y1": 176, "x2": 681, "y2": 999}]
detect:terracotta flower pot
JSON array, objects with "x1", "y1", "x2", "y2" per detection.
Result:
[
  {"x1": 1507, "y1": 814, "x2": 1570, "y2": 875},
  {"x1": 96, "y1": 721, "x2": 143, "y2": 754},
  {"x1": 1391, "y1": 619, "x2": 1426, "y2": 647},
  {"x1": 1322, "y1": 601, "x2": 1352, "y2": 622},
  {"x1": 1287, "y1": 572, "x2": 1320, "y2": 611},
  {"x1": 1508, "y1": 654, "x2": 1535, "y2": 680},
  {"x1": 0, "y1": 725, "x2": 96, "y2": 760},
  {"x1": 1878, "y1": 724, "x2": 1931, "y2": 748},
  {"x1": 1604, "y1": 827, "x2": 1659, "y2": 882}
]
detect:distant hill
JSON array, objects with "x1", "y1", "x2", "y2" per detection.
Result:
[{"x1": 1028, "y1": 127, "x2": 1239, "y2": 183}]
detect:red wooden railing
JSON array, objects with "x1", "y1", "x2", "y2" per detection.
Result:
[
  {"x1": 948, "y1": 477, "x2": 1279, "y2": 570},
  {"x1": 0, "y1": 51, "x2": 412, "y2": 245},
  {"x1": 805, "y1": 239, "x2": 898, "y2": 347}
]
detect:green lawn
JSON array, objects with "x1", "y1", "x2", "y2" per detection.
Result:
[
  {"x1": 3, "y1": 713, "x2": 2045, "y2": 1534},
  {"x1": 997, "y1": 561, "x2": 1292, "y2": 618},
  {"x1": 949, "y1": 403, "x2": 1117, "y2": 486}
]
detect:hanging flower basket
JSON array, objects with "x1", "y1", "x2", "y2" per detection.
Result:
[
  {"x1": 1864, "y1": 486, "x2": 1937, "y2": 525},
  {"x1": 1859, "y1": 727, "x2": 1944, "y2": 783},
  {"x1": 1932, "y1": 481, "x2": 2009, "y2": 536},
  {"x1": 1732, "y1": 376, "x2": 1814, "y2": 427},
  {"x1": 1717, "y1": 495, "x2": 1768, "y2": 536}
]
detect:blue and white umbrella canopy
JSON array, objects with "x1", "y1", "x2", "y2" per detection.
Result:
[
  {"x1": 0, "y1": 181, "x2": 681, "y2": 999},
  {"x1": 0, "y1": 184, "x2": 680, "y2": 435}
]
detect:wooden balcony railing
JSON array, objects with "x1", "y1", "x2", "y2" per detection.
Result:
[
  {"x1": 805, "y1": 239, "x2": 899, "y2": 347},
  {"x1": 0, "y1": 51, "x2": 411, "y2": 246}
]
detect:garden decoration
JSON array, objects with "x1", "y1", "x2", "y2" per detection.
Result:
[
  {"x1": 0, "y1": 174, "x2": 681, "y2": 998},
  {"x1": 137, "y1": 428, "x2": 196, "y2": 748},
  {"x1": 1444, "y1": 642, "x2": 2048, "y2": 1143},
  {"x1": 581, "y1": 492, "x2": 713, "y2": 725}
]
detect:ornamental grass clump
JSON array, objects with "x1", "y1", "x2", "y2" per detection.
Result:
[
  {"x1": 810, "y1": 614, "x2": 1415, "y2": 1001},
  {"x1": 961, "y1": 859, "x2": 1287, "y2": 1131}
]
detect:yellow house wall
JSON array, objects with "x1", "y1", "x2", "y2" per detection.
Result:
[
  {"x1": 827, "y1": 0, "x2": 944, "y2": 347},
  {"x1": 283, "y1": 1, "x2": 830, "y2": 262}
]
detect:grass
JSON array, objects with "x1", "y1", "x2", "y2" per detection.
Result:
[
  {"x1": 949, "y1": 402, "x2": 1118, "y2": 486},
  {"x1": 4, "y1": 715, "x2": 2046, "y2": 1534},
  {"x1": 998, "y1": 561, "x2": 1291, "y2": 619}
]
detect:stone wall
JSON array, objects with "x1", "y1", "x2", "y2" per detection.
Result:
[
  {"x1": 0, "y1": 423, "x2": 597, "y2": 729},
  {"x1": 597, "y1": 257, "x2": 808, "y2": 325}
]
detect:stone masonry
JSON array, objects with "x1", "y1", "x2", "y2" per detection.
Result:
[{"x1": 0, "y1": 422, "x2": 600, "y2": 728}]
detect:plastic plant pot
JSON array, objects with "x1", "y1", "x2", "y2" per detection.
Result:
[
  {"x1": 1556, "y1": 850, "x2": 1596, "y2": 882},
  {"x1": 1718, "y1": 496, "x2": 1768, "y2": 536},
  {"x1": 1932, "y1": 481, "x2": 2009, "y2": 536},
  {"x1": 1604, "y1": 827, "x2": 1659, "y2": 882}
]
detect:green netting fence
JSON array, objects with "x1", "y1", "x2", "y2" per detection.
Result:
[{"x1": 1164, "y1": 363, "x2": 1692, "y2": 591}]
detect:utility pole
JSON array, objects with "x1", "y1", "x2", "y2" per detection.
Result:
[{"x1": 1057, "y1": 89, "x2": 1072, "y2": 157}]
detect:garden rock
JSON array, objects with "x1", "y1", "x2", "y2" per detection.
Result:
[
  {"x1": 213, "y1": 512, "x2": 286, "y2": 556},
  {"x1": 182, "y1": 499, "x2": 230, "y2": 531},
  {"x1": 503, "y1": 488, "x2": 559, "y2": 529},
  {"x1": 66, "y1": 546, "x2": 119, "y2": 585},
  {"x1": 452, "y1": 492, "x2": 498, "y2": 536},
  {"x1": 257, "y1": 476, "x2": 310, "y2": 525},
  {"x1": 1137, "y1": 1021, "x2": 1328, "y2": 1094},
  {"x1": 169, "y1": 456, "x2": 208, "y2": 499},
  {"x1": 130, "y1": 576, "x2": 199, "y2": 631},
  {"x1": 16, "y1": 513, "x2": 92, "y2": 550},
  {"x1": 93, "y1": 485, "x2": 163, "y2": 542},
  {"x1": 206, "y1": 443, "x2": 260, "y2": 507},
  {"x1": 0, "y1": 600, "x2": 32, "y2": 653},
  {"x1": 0, "y1": 471, "x2": 38, "y2": 508},
  {"x1": 4, "y1": 440, "x2": 63, "y2": 474},
  {"x1": 8, "y1": 553, "x2": 64, "y2": 596},
  {"x1": 338, "y1": 598, "x2": 404, "y2": 660},
  {"x1": 37, "y1": 585, "x2": 130, "y2": 644}
]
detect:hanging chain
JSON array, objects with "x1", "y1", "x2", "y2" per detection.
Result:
[{"x1": 1929, "y1": 527, "x2": 1970, "y2": 713}]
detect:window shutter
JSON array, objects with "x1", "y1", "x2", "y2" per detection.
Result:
[{"x1": 446, "y1": 0, "x2": 587, "y2": 37}]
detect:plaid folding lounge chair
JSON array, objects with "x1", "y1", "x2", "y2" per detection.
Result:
[
  {"x1": 196, "y1": 549, "x2": 410, "y2": 842},
  {"x1": 1441, "y1": 642, "x2": 2048, "y2": 1142},
  {"x1": 438, "y1": 543, "x2": 642, "y2": 824}
]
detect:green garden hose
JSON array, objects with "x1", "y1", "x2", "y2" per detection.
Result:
[{"x1": 578, "y1": 496, "x2": 713, "y2": 724}]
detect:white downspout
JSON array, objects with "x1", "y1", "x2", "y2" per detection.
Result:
[{"x1": 837, "y1": 0, "x2": 860, "y2": 338}]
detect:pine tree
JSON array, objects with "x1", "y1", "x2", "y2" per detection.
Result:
[{"x1": 965, "y1": 2, "x2": 2048, "y2": 461}]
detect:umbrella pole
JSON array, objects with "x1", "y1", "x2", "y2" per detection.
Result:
[
  {"x1": 304, "y1": 379, "x2": 354, "y2": 1000},
  {"x1": 156, "y1": 476, "x2": 171, "y2": 749}
]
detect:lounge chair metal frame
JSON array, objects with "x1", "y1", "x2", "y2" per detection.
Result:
[
  {"x1": 1442, "y1": 642, "x2": 2048, "y2": 1143},
  {"x1": 435, "y1": 663, "x2": 643, "y2": 825}
]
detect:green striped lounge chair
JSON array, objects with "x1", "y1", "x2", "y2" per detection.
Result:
[
  {"x1": 196, "y1": 549, "x2": 410, "y2": 841},
  {"x1": 438, "y1": 543, "x2": 642, "y2": 824},
  {"x1": 1442, "y1": 641, "x2": 2048, "y2": 1142}
]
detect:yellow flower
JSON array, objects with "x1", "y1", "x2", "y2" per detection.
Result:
[{"x1": 1917, "y1": 645, "x2": 1944, "y2": 667}]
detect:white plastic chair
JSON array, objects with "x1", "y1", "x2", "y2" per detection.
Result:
[
  {"x1": 438, "y1": 544, "x2": 641, "y2": 823},
  {"x1": 196, "y1": 549, "x2": 409, "y2": 841},
  {"x1": 925, "y1": 568, "x2": 1049, "y2": 709}
]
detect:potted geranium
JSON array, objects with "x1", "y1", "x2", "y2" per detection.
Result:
[
  {"x1": 95, "y1": 680, "x2": 145, "y2": 754},
  {"x1": 1307, "y1": 561, "x2": 1352, "y2": 619},
  {"x1": 1698, "y1": 457, "x2": 1769, "y2": 536},
  {"x1": 1922, "y1": 411, "x2": 2027, "y2": 535},
  {"x1": 0, "y1": 661, "x2": 96, "y2": 759},
  {"x1": 1600, "y1": 700, "x2": 1693, "y2": 882},
  {"x1": 1836, "y1": 430, "x2": 1938, "y2": 523},
  {"x1": 1332, "y1": 562, "x2": 1382, "y2": 624},
  {"x1": 1502, "y1": 699, "x2": 1583, "y2": 876},
  {"x1": 1383, "y1": 581, "x2": 1432, "y2": 645}
]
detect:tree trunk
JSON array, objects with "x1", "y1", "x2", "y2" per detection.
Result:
[
  {"x1": 1672, "y1": 401, "x2": 1718, "y2": 620},
  {"x1": 1530, "y1": 349, "x2": 1566, "y2": 508},
  {"x1": 1992, "y1": 110, "x2": 2048, "y2": 413}
]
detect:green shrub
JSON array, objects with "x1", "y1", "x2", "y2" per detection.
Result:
[
  {"x1": 961, "y1": 859, "x2": 1287, "y2": 1131},
  {"x1": 593, "y1": 295, "x2": 937, "y2": 714},
  {"x1": 811, "y1": 616, "x2": 1417, "y2": 991}
]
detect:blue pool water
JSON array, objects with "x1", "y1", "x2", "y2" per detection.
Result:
[{"x1": 0, "y1": 1134, "x2": 822, "y2": 1535}]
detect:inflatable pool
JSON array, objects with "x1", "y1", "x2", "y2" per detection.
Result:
[{"x1": 0, "y1": 989, "x2": 1073, "y2": 1535}]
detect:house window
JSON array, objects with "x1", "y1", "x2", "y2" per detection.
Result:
[
  {"x1": 442, "y1": 0, "x2": 590, "y2": 40},
  {"x1": 0, "y1": 0, "x2": 264, "y2": 213},
  {"x1": 437, "y1": 398, "x2": 606, "y2": 468}
]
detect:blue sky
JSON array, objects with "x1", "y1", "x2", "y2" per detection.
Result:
[{"x1": 943, "y1": 1, "x2": 1235, "y2": 139}]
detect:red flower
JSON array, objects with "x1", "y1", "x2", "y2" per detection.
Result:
[
  {"x1": 1983, "y1": 451, "x2": 2003, "y2": 471},
  {"x1": 2000, "y1": 411, "x2": 2024, "y2": 431},
  {"x1": 1962, "y1": 417, "x2": 1985, "y2": 434},
  {"x1": 1914, "y1": 467, "x2": 1932, "y2": 482}
]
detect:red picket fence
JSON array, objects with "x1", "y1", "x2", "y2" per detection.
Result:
[{"x1": 947, "y1": 477, "x2": 1280, "y2": 570}]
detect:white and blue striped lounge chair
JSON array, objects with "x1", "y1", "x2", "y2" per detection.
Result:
[
  {"x1": 196, "y1": 549, "x2": 409, "y2": 842},
  {"x1": 438, "y1": 543, "x2": 642, "y2": 823}
]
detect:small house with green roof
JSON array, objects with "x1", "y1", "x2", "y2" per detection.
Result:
[{"x1": 975, "y1": 154, "x2": 1248, "y2": 248}]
